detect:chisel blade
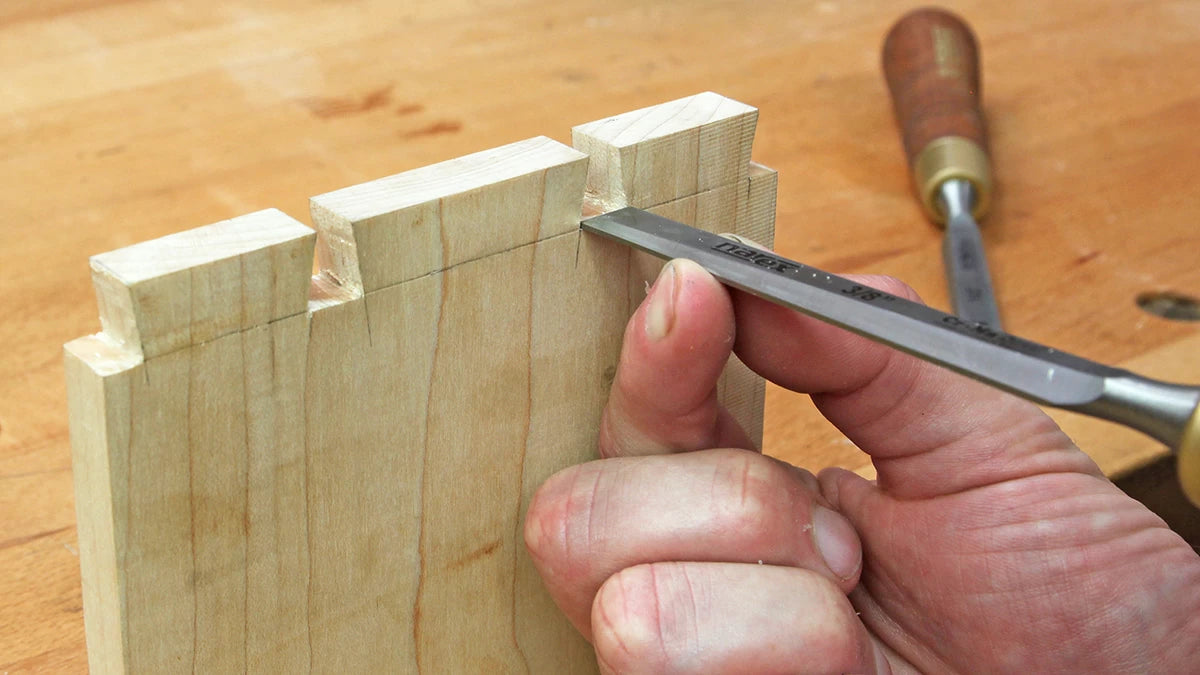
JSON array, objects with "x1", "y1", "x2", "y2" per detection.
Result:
[
  {"x1": 945, "y1": 213, "x2": 1001, "y2": 327},
  {"x1": 581, "y1": 206, "x2": 1200, "y2": 454},
  {"x1": 940, "y1": 179, "x2": 1003, "y2": 328}
]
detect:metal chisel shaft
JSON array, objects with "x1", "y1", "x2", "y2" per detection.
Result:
[
  {"x1": 581, "y1": 207, "x2": 1200, "y2": 503},
  {"x1": 940, "y1": 179, "x2": 1001, "y2": 327}
]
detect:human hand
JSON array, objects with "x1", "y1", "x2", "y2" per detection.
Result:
[{"x1": 525, "y1": 257, "x2": 1200, "y2": 673}]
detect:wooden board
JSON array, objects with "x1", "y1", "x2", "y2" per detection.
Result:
[
  {"x1": 573, "y1": 91, "x2": 777, "y2": 443},
  {"x1": 8, "y1": 5, "x2": 1200, "y2": 670},
  {"x1": 63, "y1": 93, "x2": 776, "y2": 673}
]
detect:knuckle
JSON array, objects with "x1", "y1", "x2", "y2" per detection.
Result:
[
  {"x1": 804, "y1": 579, "x2": 867, "y2": 667},
  {"x1": 599, "y1": 404, "x2": 666, "y2": 457},
  {"x1": 714, "y1": 451, "x2": 775, "y2": 522},
  {"x1": 523, "y1": 474, "x2": 566, "y2": 563},
  {"x1": 524, "y1": 464, "x2": 603, "y2": 569},
  {"x1": 591, "y1": 565, "x2": 671, "y2": 672},
  {"x1": 708, "y1": 452, "x2": 804, "y2": 558},
  {"x1": 598, "y1": 406, "x2": 637, "y2": 458}
]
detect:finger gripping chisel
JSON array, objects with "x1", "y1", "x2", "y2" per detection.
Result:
[
  {"x1": 883, "y1": 7, "x2": 1002, "y2": 328},
  {"x1": 581, "y1": 207, "x2": 1200, "y2": 506}
]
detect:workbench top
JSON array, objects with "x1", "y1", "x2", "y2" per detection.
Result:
[{"x1": 3, "y1": 1, "x2": 1198, "y2": 669}]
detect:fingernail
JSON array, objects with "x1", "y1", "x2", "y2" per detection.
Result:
[
  {"x1": 811, "y1": 505, "x2": 861, "y2": 580},
  {"x1": 644, "y1": 261, "x2": 677, "y2": 340}
]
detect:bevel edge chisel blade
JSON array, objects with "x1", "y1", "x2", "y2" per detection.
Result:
[{"x1": 581, "y1": 206, "x2": 1200, "y2": 456}]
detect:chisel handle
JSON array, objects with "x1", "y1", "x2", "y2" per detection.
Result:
[{"x1": 883, "y1": 7, "x2": 992, "y2": 223}]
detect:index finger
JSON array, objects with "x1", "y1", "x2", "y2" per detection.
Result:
[{"x1": 730, "y1": 276, "x2": 1099, "y2": 499}]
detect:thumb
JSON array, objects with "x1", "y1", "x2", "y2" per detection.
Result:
[{"x1": 730, "y1": 276, "x2": 1103, "y2": 500}]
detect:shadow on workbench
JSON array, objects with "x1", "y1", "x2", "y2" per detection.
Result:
[{"x1": 1115, "y1": 457, "x2": 1200, "y2": 548}]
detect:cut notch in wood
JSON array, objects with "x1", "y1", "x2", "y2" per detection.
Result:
[
  {"x1": 88, "y1": 208, "x2": 315, "y2": 359},
  {"x1": 310, "y1": 135, "x2": 589, "y2": 295},
  {"x1": 572, "y1": 91, "x2": 758, "y2": 212},
  {"x1": 64, "y1": 92, "x2": 777, "y2": 673}
]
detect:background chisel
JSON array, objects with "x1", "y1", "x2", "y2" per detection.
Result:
[
  {"x1": 883, "y1": 7, "x2": 1002, "y2": 327},
  {"x1": 582, "y1": 207, "x2": 1200, "y2": 505}
]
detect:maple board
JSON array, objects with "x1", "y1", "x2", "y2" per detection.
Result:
[{"x1": 63, "y1": 92, "x2": 777, "y2": 672}]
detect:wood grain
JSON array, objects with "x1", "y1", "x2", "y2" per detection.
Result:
[
  {"x1": 61, "y1": 94, "x2": 770, "y2": 671},
  {"x1": 303, "y1": 136, "x2": 610, "y2": 672},
  {"x1": 573, "y1": 91, "x2": 776, "y2": 444},
  {"x1": 65, "y1": 213, "x2": 316, "y2": 672},
  {"x1": 4, "y1": 2, "x2": 1200, "y2": 671},
  {"x1": 88, "y1": 210, "x2": 315, "y2": 359}
]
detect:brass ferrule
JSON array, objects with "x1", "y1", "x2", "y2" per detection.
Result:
[
  {"x1": 913, "y1": 136, "x2": 992, "y2": 224},
  {"x1": 1178, "y1": 405, "x2": 1200, "y2": 507}
]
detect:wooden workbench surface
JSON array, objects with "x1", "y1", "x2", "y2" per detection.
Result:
[{"x1": 3, "y1": 1, "x2": 1198, "y2": 669}]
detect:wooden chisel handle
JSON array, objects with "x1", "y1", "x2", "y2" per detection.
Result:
[{"x1": 883, "y1": 7, "x2": 992, "y2": 222}]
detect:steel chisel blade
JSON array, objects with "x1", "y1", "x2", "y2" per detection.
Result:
[{"x1": 581, "y1": 207, "x2": 1200, "y2": 450}]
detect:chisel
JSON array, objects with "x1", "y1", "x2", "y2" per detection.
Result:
[
  {"x1": 581, "y1": 206, "x2": 1200, "y2": 505},
  {"x1": 883, "y1": 7, "x2": 1002, "y2": 328}
]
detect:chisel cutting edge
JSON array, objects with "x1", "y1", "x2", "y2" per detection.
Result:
[{"x1": 581, "y1": 206, "x2": 1200, "y2": 506}]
